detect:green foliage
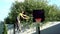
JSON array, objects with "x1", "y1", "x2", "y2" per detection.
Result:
[{"x1": 4, "y1": 0, "x2": 60, "y2": 24}]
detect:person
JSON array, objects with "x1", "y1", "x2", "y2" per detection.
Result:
[{"x1": 16, "y1": 11, "x2": 30, "y2": 31}]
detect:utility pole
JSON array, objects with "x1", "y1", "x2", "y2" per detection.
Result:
[{"x1": 14, "y1": 23, "x2": 15, "y2": 34}]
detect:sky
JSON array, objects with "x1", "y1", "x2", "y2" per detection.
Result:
[
  {"x1": 0, "y1": 0, "x2": 24, "y2": 21},
  {"x1": 48, "y1": 0, "x2": 60, "y2": 7},
  {"x1": 0, "y1": 0, "x2": 60, "y2": 21}
]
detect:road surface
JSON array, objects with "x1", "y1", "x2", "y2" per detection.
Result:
[{"x1": 41, "y1": 23, "x2": 60, "y2": 34}]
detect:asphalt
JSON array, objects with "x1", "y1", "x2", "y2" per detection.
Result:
[{"x1": 40, "y1": 24, "x2": 60, "y2": 34}]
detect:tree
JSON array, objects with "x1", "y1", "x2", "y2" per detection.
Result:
[{"x1": 4, "y1": 0, "x2": 60, "y2": 24}]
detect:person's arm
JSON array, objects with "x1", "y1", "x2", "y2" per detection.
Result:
[
  {"x1": 19, "y1": 13, "x2": 30, "y2": 19},
  {"x1": 22, "y1": 14, "x2": 30, "y2": 19}
]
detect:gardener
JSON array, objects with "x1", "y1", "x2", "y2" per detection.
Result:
[{"x1": 16, "y1": 11, "x2": 30, "y2": 31}]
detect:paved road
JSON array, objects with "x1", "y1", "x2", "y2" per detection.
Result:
[{"x1": 41, "y1": 24, "x2": 60, "y2": 34}]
